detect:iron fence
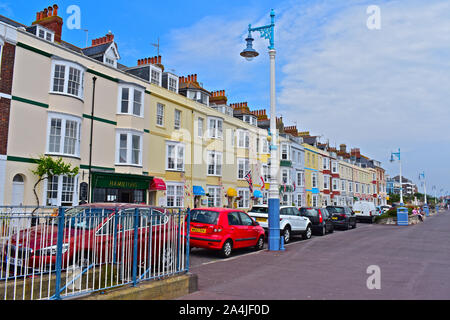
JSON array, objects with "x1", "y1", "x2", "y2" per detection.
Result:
[{"x1": 0, "y1": 205, "x2": 190, "y2": 300}]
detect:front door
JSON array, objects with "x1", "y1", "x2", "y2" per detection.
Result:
[{"x1": 119, "y1": 190, "x2": 132, "y2": 203}]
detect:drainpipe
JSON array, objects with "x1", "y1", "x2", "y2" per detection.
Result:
[{"x1": 88, "y1": 76, "x2": 97, "y2": 203}]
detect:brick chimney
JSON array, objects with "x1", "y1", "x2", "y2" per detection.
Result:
[
  {"x1": 137, "y1": 55, "x2": 164, "y2": 71},
  {"x1": 340, "y1": 144, "x2": 347, "y2": 153},
  {"x1": 351, "y1": 148, "x2": 361, "y2": 158},
  {"x1": 91, "y1": 33, "x2": 115, "y2": 47},
  {"x1": 32, "y1": 4, "x2": 63, "y2": 43},
  {"x1": 210, "y1": 90, "x2": 228, "y2": 105}
]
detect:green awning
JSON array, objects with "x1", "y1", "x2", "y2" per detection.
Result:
[{"x1": 92, "y1": 172, "x2": 153, "y2": 190}]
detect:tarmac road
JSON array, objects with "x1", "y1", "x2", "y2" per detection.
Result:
[{"x1": 180, "y1": 210, "x2": 450, "y2": 300}]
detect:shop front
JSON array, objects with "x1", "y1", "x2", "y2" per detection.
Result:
[{"x1": 91, "y1": 171, "x2": 153, "y2": 204}]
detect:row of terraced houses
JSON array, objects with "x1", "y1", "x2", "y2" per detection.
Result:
[{"x1": 0, "y1": 4, "x2": 387, "y2": 211}]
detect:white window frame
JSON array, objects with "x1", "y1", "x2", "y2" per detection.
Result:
[
  {"x1": 43, "y1": 174, "x2": 79, "y2": 207},
  {"x1": 50, "y1": 59, "x2": 85, "y2": 100},
  {"x1": 297, "y1": 171, "x2": 304, "y2": 187},
  {"x1": 331, "y1": 161, "x2": 338, "y2": 174},
  {"x1": 150, "y1": 65, "x2": 162, "y2": 86},
  {"x1": 237, "y1": 129, "x2": 249, "y2": 149},
  {"x1": 332, "y1": 178, "x2": 339, "y2": 191},
  {"x1": 207, "y1": 117, "x2": 223, "y2": 139},
  {"x1": 207, "y1": 151, "x2": 222, "y2": 176},
  {"x1": 166, "y1": 182, "x2": 184, "y2": 208},
  {"x1": 36, "y1": 25, "x2": 54, "y2": 42},
  {"x1": 174, "y1": 109, "x2": 182, "y2": 130},
  {"x1": 46, "y1": 112, "x2": 82, "y2": 158},
  {"x1": 197, "y1": 117, "x2": 204, "y2": 138},
  {"x1": 341, "y1": 180, "x2": 346, "y2": 192},
  {"x1": 281, "y1": 144, "x2": 289, "y2": 160},
  {"x1": 115, "y1": 130, "x2": 143, "y2": 166},
  {"x1": 281, "y1": 169, "x2": 289, "y2": 185},
  {"x1": 237, "y1": 188, "x2": 250, "y2": 209},
  {"x1": 167, "y1": 74, "x2": 179, "y2": 93},
  {"x1": 312, "y1": 172, "x2": 318, "y2": 188},
  {"x1": 323, "y1": 174, "x2": 330, "y2": 190},
  {"x1": 156, "y1": 103, "x2": 165, "y2": 127},
  {"x1": 207, "y1": 186, "x2": 222, "y2": 207},
  {"x1": 117, "y1": 84, "x2": 144, "y2": 117},
  {"x1": 237, "y1": 158, "x2": 250, "y2": 180},
  {"x1": 166, "y1": 141, "x2": 185, "y2": 172}
]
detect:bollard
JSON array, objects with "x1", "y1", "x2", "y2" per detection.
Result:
[{"x1": 280, "y1": 234, "x2": 285, "y2": 251}]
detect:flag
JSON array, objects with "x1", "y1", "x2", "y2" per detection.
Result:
[
  {"x1": 245, "y1": 170, "x2": 253, "y2": 193},
  {"x1": 293, "y1": 181, "x2": 296, "y2": 192},
  {"x1": 260, "y1": 176, "x2": 265, "y2": 190}
]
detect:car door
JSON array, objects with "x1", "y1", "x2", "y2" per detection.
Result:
[
  {"x1": 238, "y1": 211, "x2": 259, "y2": 247},
  {"x1": 227, "y1": 211, "x2": 247, "y2": 249},
  {"x1": 292, "y1": 207, "x2": 307, "y2": 231}
]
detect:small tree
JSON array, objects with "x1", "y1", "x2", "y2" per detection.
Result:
[{"x1": 31, "y1": 155, "x2": 79, "y2": 209}]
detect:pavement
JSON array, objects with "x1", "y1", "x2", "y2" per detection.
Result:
[{"x1": 178, "y1": 210, "x2": 450, "y2": 300}]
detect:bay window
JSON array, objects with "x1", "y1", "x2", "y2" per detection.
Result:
[{"x1": 51, "y1": 60, "x2": 85, "y2": 99}]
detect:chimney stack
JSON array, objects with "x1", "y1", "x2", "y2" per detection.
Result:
[{"x1": 33, "y1": 4, "x2": 63, "y2": 43}]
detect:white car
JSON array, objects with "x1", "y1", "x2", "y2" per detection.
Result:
[
  {"x1": 353, "y1": 201, "x2": 377, "y2": 223},
  {"x1": 248, "y1": 205, "x2": 312, "y2": 243}
]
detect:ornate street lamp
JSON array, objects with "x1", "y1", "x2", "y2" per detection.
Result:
[{"x1": 241, "y1": 9, "x2": 282, "y2": 251}]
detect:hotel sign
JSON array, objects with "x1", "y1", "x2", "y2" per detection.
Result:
[{"x1": 92, "y1": 172, "x2": 152, "y2": 190}]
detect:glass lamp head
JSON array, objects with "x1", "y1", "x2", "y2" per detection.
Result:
[{"x1": 240, "y1": 35, "x2": 259, "y2": 61}]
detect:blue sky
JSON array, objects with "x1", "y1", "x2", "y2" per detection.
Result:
[{"x1": 2, "y1": 0, "x2": 450, "y2": 196}]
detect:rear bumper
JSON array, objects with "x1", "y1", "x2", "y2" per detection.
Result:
[
  {"x1": 356, "y1": 215, "x2": 374, "y2": 222},
  {"x1": 190, "y1": 235, "x2": 224, "y2": 250}
]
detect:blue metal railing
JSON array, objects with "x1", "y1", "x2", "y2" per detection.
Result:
[{"x1": 0, "y1": 205, "x2": 190, "y2": 300}]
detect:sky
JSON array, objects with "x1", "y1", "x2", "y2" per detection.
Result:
[{"x1": 1, "y1": 0, "x2": 449, "y2": 196}]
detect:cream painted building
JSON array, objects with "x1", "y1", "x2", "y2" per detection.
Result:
[{"x1": 0, "y1": 8, "x2": 271, "y2": 210}]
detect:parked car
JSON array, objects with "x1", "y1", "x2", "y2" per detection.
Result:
[
  {"x1": 353, "y1": 201, "x2": 377, "y2": 223},
  {"x1": 189, "y1": 208, "x2": 265, "y2": 258},
  {"x1": 299, "y1": 207, "x2": 334, "y2": 236},
  {"x1": 3, "y1": 204, "x2": 176, "y2": 272},
  {"x1": 248, "y1": 205, "x2": 312, "y2": 244},
  {"x1": 326, "y1": 206, "x2": 357, "y2": 230},
  {"x1": 379, "y1": 205, "x2": 391, "y2": 213}
]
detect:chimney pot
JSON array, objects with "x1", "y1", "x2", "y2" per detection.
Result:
[
  {"x1": 43, "y1": 8, "x2": 48, "y2": 18},
  {"x1": 53, "y1": 5, "x2": 59, "y2": 16},
  {"x1": 158, "y1": 56, "x2": 161, "y2": 64},
  {"x1": 48, "y1": 6, "x2": 53, "y2": 16}
]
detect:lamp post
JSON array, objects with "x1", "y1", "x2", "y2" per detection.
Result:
[
  {"x1": 240, "y1": 9, "x2": 281, "y2": 251},
  {"x1": 390, "y1": 149, "x2": 403, "y2": 205}
]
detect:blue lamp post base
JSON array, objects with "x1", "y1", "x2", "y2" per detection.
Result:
[{"x1": 268, "y1": 198, "x2": 281, "y2": 251}]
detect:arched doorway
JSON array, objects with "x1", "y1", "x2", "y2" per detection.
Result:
[{"x1": 12, "y1": 174, "x2": 25, "y2": 206}]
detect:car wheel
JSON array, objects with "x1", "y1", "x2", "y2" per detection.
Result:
[
  {"x1": 221, "y1": 240, "x2": 233, "y2": 258},
  {"x1": 303, "y1": 225, "x2": 312, "y2": 240},
  {"x1": 320, "y1": 225, "x2": 326, "y2": 236},
  {"x1": 254, "y1": 236, "x2": 264, "y2": 251},
  {"x1": 282, "y1": 226, "x2": 291, "y2": 244},
  {"x1": 344, "y1": 221, "x2": 350, "y2": 230}
]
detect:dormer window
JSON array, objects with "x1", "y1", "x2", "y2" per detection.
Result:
[
  {"x1": 150, "y1": 66, "x2": 162, "y2": 86},
  {"x1": 36, "y1": 25, "x2": 54, "y2": 42}
]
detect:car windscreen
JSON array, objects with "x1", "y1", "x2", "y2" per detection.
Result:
[
  {"x1": 249, "y1": 207, "x2": 268, "y2": 214},
  {"x1": 299, "y1": 208, "x2": 317, "y2": 216},
  {"x1": 326, "y1": 207, "x2": 345, "y2": 214},
  {"x1": 190, "y1": 210, "x2": 220, "y2": 225},
  {"x1": 64, "y1": 207, "x2": 114, "y2": 230}
]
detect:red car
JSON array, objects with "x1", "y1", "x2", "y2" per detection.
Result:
[
  {"x1": 189, "y1": 208, "x2": 265, "y2": 258},
  {"x1": 3, "y1": 203, "x2": 180, "y2": 273}
]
